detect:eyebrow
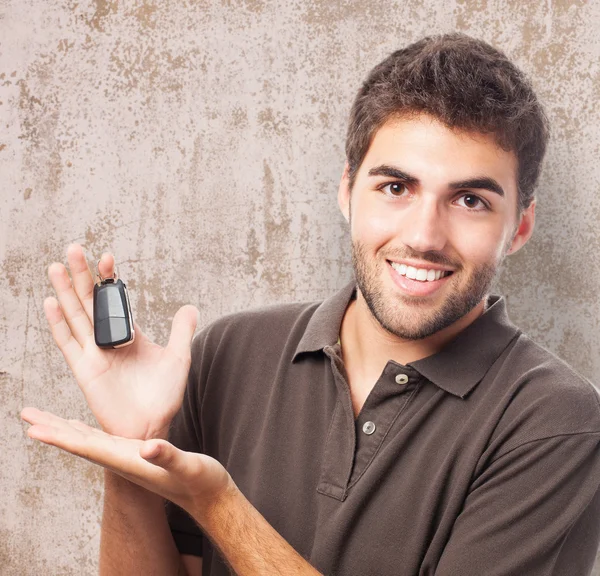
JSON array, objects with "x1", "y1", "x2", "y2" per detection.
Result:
[
  {"x1": 449, "y1": 177, "x2": 505, "y2": 197},
  {"x1": 368, "y1": 165, "x2": 419, "y2": 185},
  {"x1": 367, "y1": 164, "x2": 505, "y2": 197}
]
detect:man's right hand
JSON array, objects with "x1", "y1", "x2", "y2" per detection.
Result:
[{"x1": 40, "y1": 243, "x2": 198, "y2": 440}]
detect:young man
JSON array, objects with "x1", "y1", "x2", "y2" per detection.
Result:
[{"x1": 22, "y1": 34, "x2": 600, "y2": 575}]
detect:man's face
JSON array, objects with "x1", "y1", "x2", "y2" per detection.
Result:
[{"x1": 338, "y1": 114, "x2": 535, "y2": 340}]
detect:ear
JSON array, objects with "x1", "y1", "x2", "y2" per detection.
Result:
[
  {"x1": 506, "y1": 200, "x2": 536, "y2": 255},
  {"x1": 338, "y1": 163, "x2": 351, "y2": 223}
]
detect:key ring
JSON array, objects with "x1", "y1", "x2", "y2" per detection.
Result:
[{"x1": 96, "y1": 259, "x2": 118, "y2": 283}]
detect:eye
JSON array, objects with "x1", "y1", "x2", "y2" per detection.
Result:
[
  {"x1": 456, "y1": 194, "x2": 489, "y2": 211},
  {"x1": 380, "y1": 182, "x2": 409, "y2": 197}
]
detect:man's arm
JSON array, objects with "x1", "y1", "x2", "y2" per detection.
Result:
[
  {"x1": 101, "y1": 439, "x2": 322, "y2": 576},
  {"x1": 190, "y1": 477, "x2": 321, "y2": 576},
  {"x1": 100, "y1": 471, "x2": 203, "y2": 575},
  {"x1": 22, "y1": 409, "x2": 320, "y2": 576},
  {"x1": 100, "y1": 471, "x2": 192, "y2": 575}
]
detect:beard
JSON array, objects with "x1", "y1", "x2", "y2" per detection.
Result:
[{"x1": 351, "y1": 240, "x2": 503, "y2": 340}]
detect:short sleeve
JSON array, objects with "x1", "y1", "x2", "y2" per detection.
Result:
[
  {"x1": 435, "y1": 433, "x2": 600, "y2": 576},
  {"x1": 165, "y1": 332, "x2": 207, "y2": 557}
]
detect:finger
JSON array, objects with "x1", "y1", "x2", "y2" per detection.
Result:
[
  {"x1": 66, "y1": 244, "x2": 96, "y2": 322},
  {"x1": 43, "y1": 297, "x2": 84, "y2": 369},
  {"x1": 21, "y1": 406, "x2": 55, "y2": 426},
  {"x1": 166, "y1": 305, "x2": 199, "y2": 364},
  {"x1": 140, "y1": 439, "x2": 190, "y2": 475},
  {"x1": 97, "y1": 251, "x2": 115, "y2": 283},
  {"x1": 26, "y1": 422, "x2": 107, "y2": 465},
  {"x1": 67, "y1": 418, "x2": 96, "y2": 434},
  {"x1": 24, "y1": 414, "x2": 138, "y2": 466},
  {"x1": 48, "y1": 262, "x2": 94, "y2": 346},
  {"x1": 22, "y1": 409, "x2": 87, "y2": 445},
  {"x1": 26, "y1": 423, "x2": 72, "y2": 443},
  {"x1": 21, "y1": 408, "x2": 88, "y2": 435}
]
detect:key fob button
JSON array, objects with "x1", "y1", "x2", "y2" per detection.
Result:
[
  {"x1": 95, "y1": 318, "x2": 111, "y2": 347},
  {"x1": 95, "y1": 283, "x2": 127, "y2": 318},
  {"x1": 107, "y1": 317, "x2": 129, "y2": 343},
  {"x1": 95, "y1": 317, "x2": 130, "y2": 347}
]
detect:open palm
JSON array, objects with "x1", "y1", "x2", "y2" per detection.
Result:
[{"x1": 41, "y1": 244, "x2": 198, "y2": 440}]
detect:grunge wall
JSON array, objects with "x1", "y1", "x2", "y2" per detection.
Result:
[{"x1": 2, "y1": 0, "x2": 600, "y2": 573}]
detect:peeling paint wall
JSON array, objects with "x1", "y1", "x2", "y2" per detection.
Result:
[{"x1": 2, "y1": 0, "x2": 600, "y2": 573}]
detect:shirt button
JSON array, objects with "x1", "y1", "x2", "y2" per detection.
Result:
[
  {"x1": 395, "y1": 373, "x2": 409, "y2": 385},
  {"x1": 363, "y1": 421, "x2": 376, "y2": 435}
]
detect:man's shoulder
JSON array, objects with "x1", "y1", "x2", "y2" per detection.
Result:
[
  {"x1": 190, "y1": 297, "x2": 323, "y2": 360},
  {"x1": 511, "y1": 332, "x2": 599, "y2": 400},
  {"x1": 495, "y1": 331, "x2": 600, "y2": 445}
]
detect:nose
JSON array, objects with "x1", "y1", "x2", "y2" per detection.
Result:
[{"x1": 399, "y1": 196, "x2": 447, "y2": 254}]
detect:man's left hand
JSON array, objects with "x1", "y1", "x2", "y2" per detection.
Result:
[{"x1": 21, "y1": 407, "x2": 235, "y2": 523}]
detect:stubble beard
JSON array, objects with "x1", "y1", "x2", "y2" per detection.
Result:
[{"x1": 351, "y1": 240, "x2": 502, "y2": 340}]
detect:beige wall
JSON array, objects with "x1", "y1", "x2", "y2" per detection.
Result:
[{"x1": 2, "y1": 0, "x2": 600, "y2": 573}]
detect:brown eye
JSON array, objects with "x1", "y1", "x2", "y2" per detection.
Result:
[
  {"x1": 382, "y1": 182, "x2": 408, "y2": 197},
  {"x1": 457, "y1": 194, "x2": 488, "y2": 211}
]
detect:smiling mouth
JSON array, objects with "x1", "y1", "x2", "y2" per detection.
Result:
[{"x1": 388, "y1": 261, "x2": 454, "y2": 282}]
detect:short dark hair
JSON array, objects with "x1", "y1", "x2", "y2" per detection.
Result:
[{"x1": 345, "y1": 33, "x2": 550, "y2": 212}]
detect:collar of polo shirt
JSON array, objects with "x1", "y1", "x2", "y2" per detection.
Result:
[{"x1": 293, "y1": 281, "x2": 521, "y2": 399}]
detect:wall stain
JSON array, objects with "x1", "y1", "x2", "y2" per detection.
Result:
[
  {"x1": 231, "y1": 106, "x2": 248, "y2": 129},
  {"x1": 19, "y1": 289, "x2": 32, "y2": 409},
  {"x1": 260, "y1": 160, "x2": 292, "y2": 298},
  {"x1": 17, "y1": 55, "x2": 64, "y2": 199},
  {"x1": 57, "y1": 38, "x2": 76, "y2": 54},
  {"x1": 302, "y1": 0, "x2": 386, "y2": 27},
  {"x1": 107, "y1": 41, "x2": 196, "y2": 93},
  {"x1": 18, "y1": 485, "x2": 42, "y2": 509},
  {"x1": 88, "y1": 0, "x2": 118, "y2": 32},
  {"x1": 3, "y1": 250, "x2": 25, "y2": 298},
  {"x1": 243, "y1": 226, "x2": 262, "y2": 278},
  {"x1": 133, "y1": 1, "x2": 158, "y2": 29},
  {"x1": 220, "y1": 0, "x2": 265, "y2": 14},
  {"x1": 257, "y1": 107, "x2": 289, "y2": 137}
]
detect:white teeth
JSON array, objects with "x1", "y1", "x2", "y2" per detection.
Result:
[{"x1": 390, "y1": 261, "x2": 451, "y2": 283}]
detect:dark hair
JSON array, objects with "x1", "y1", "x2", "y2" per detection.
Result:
[{"x1": 345, "y1": 33, "x2": 550, "y2": 212}]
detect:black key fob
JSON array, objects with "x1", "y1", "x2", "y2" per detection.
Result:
[{"x1": 93, "y1": 274, "x2": 135, "y2": 349}]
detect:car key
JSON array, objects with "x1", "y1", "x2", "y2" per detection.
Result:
[{"x1": 93, "y1": 263, "x2": 135, "y2": 349}]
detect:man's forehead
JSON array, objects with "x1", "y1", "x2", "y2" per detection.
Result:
[{"x1": 361, "y1": 115, "x2": 519, "y2": 190}]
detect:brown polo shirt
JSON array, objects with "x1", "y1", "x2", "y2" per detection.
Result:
[{"x1": 166, "y1": 282, "x2": 600, "y2": 575}]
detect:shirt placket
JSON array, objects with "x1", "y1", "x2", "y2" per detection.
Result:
[
  {"x1": 349, "y1": 364, "x2": 421, "y2": 488},
  {"x1": 317, "y1": 345, "x2": 421, "y2": 501}
]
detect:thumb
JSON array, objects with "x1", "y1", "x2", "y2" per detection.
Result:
[
  {"x1": 140, "y1": 439, "x2": 187, "y2": 473},
  {"x1": 97, "y1": 250, "x2": 116, "y2": 281},
  {"x1": 167, "y1": 305, "x2": 199, "y2": 362}
]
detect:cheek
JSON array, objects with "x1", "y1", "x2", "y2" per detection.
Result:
[
  {"x1": 350, "y1": 199, "x2": 400, "y2": 246},
  {"x1": 450, "y1": 223, "x2": 507, "y2": 267}
]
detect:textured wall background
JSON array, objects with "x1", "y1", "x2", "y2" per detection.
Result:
[{"x1": 2, "y1": 0, "x2": 600, "y2": 573}]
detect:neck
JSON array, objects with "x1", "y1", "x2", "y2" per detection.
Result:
[{"x1": 340, "y1": 291, "x2": 486, "y2": 383}]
